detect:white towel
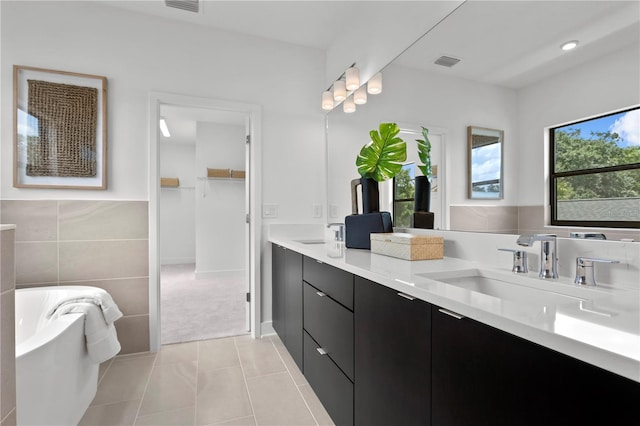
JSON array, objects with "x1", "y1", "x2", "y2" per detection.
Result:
[{"x1": 46, "y1": 287, "x2": 124, "y2": 364}]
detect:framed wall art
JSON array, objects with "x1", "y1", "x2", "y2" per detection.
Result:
[{"x1": 13, "y1": 65, "x2": 107, "y2": 189}]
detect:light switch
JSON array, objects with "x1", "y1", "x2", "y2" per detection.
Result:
[
  {"x1": 262, "y1": 204, "x2": 278, "y2": 218},
  {"x1": 312, "y1": 204, "x2": 323, "y2": 218},
  {"x1": 329, "y1": 204, "x2": 339, "y2": 218}
]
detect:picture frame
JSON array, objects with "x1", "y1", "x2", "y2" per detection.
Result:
[{"x1": 13, "y1": 65, "x2": 107, "y2": 189}]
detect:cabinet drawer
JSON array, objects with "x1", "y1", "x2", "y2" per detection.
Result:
[
  {"x1": 303, "y1": 256, "x2": 353, "y2": 310},
  {"x1": 304, "y1": 282, "x2": 354, "y2": 380},
  {"x1": 304, "y1": 331, "x2": 354, "y2": 426}
]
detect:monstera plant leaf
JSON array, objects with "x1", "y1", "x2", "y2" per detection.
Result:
[
  {"x1": 356, "y1": 122, "x2": 407, "y2": 182},
  {"x1": 416, "y1": 126, "x2": 432, "y2": 179}
]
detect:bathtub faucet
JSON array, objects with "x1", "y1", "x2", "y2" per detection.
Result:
[{"x1": 516, "y1": 234, "x2": 558, "y2": 279}]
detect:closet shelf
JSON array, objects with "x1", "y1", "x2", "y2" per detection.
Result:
[
  {"x1": 160, "y1": 177, "x2": 180, "y2": 187},
  {"x1": 206, "y1": 168, "x2": 245, "y2": 180}
]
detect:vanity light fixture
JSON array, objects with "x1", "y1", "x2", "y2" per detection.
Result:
[
  {"x1": 159, "y1": 117, "x2": 171, "y2": 137},
  {"x1": 322, "y1": 90, "x2": 334, "y2": 111},
  {"x1": 561, "y1": 40, "x2": 579, "y2": 51},
  {"x1": 343, "y1": 96, "x2": 356, "y2": 113},
  {"x1": 333, "y1": 80, "x2": 347, "y2": 102},
  {"x1": 354, "y1": 86, "x2": 367, "y2": 105},
  {"x1": 367, "y1": 72, "x2": 382, "y2": 94},
  {"x1": 345, "y1": 66, "x2": 360, "y2": 91},
  {"x1": 321, "y1": 63, "x2": 381, "y2": 112}
]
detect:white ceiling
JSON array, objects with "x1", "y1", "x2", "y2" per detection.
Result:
[
  {"x1": 117, "y1": 0, "x2": 639, "y2": 139},
  {"x1": 394, "y1": 0, "x2": 640, "y2": 89},
  {"x1": 101, "y1": 0, "x2": 363, "y2": 50}
]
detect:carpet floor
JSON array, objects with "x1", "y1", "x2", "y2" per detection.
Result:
[{"x1": 160, "y1": 263, "x2": 248, "y2": 345}]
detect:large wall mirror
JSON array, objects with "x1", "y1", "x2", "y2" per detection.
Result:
[
  {"x1": 468, "y1": 126, "x2": 503, "y2": 200},
  {"x1": 325, "y1": 0, "x2": 639, "y2": 235}
]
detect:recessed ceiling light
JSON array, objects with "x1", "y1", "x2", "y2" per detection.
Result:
[{"x1": 561, "y1": 40, "x2": 579, "y2": 51}]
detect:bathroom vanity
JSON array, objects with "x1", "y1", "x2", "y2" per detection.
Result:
[{"x1": 270, "y1": 232, "x2": 639, "y2": 426}]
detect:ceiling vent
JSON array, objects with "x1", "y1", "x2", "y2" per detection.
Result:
[
  {"x1": 165, "y1": 0, "x2": 200, "y2": 13},
  {"x1": 434, "y1": 55, "x2": 461, "y2": 68}
]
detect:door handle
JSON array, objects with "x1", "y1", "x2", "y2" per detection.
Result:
[
  {"x1": 316, "y1": 347, "x2": 328, "y2": 355},
  {"x1": 438, "y1": 308, "x2": 465, "y2": 320},
  {"x1": 316, "y1": 291, "x2": 327, "y2": 297},
  {"x1": 397, "y1": 292, "x2": 416, "y2": 301}
]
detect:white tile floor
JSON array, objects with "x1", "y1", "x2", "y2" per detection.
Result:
[{"x1": 80, "y1": 335, "x2": 334, "y2": 426}]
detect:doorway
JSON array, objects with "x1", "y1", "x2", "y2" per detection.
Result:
[{"x1": 149, "y1": 93, "x2": 262, "y2": 351}]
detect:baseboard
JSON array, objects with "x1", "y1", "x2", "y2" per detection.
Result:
[
  {"x1": 161, "y1": 257, "x2": 195, "y2": 265},
  {"x1": 260, "y1": 321, "x2": 275, "y2": 337},
  {"x1": 195, "y1": 269, "x2": 244, "y2": 280}
]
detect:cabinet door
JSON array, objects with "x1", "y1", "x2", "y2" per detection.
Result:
[
  {"x1": 271, "y1": 244, "x2": 285, "y2": 337},
  {"x1": 304, "y1": 332, "x2": 354, "y2": 426},
  {"x1": 284, "y1": 249, "x2": 303, "y2": 370},
  {"x1": 354, "y1": 277, "x2": 431, "y2": 426},
  {"x1": 304, "y1": 282, "x2": 354, "y2": 380},
  {"x1": 432, "y1": 305, "x2": 640, "y2": 426}
]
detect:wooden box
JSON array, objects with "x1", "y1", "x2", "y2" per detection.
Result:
[{"x1": 370, "y1": 233, "x2": 444, "y2": 261}]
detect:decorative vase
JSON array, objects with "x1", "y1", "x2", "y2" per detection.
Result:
[
  {"x1": 361, "y1": 177, "x2": 380, "y2": 213},
  {"x1": 412, "y1": 175, "x2": 434, "y2": 229},
  {"x1": 414, "y1": 175, "x2": 431, "y2": 212}
]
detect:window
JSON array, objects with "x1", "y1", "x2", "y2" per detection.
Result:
[
  {"x1": 393, "y1": 163, "x2": 414, "y2": 228},
  {"x1": 550, "y1": 106, "x2": 640, "y2": 228}
]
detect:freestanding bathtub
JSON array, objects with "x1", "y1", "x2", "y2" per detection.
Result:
[{"x1": 16, "y1": 286, "x2": 101, "y2": 426}]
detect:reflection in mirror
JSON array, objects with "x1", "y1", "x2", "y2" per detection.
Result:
[
  {"x1": 468, "y1": 127, "x2": 503, "y2": 200},
  {"x1": 325, "y1": 0, "x2": 639, "y2": 239}
]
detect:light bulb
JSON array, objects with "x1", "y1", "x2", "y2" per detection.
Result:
[
  {"x1": 159, "y1": 117, "x2": 171, "y2": 137},
  {"x1": 367, "y1": 72, "x2": 382, "y2": 94},
  {"x1": 333, "y1": 80, "x2": 346, "y2": 102},
  {"x1": 346, "y1": 67, "x2": 360, "y2": 91},
  {"x1": 354, "y1": 86, "x2": 367, "y2": 105},
  {"x1": 343, "y1": 97, "x2": 356, "y2": 113},
  {"x1": 561, "y1": 40, "x2": 579, "y2": 51},
  {"x1": 321, "y1": 91, "x2": 334, "y2": 110}
]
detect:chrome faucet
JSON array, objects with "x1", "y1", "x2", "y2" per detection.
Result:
[
  {"x1": 516, "y1": 234, "x2": 558, "y2": 279},
  {"x1": 327, "y1": 223, "x2": 345, "y2": 242}
]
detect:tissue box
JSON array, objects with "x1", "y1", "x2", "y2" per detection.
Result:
[{"x1": 370, "y1": 233, "x2": 444, "y2": 260}]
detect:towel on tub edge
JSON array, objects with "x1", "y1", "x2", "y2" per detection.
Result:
[{"x1": 46, "y1": 288, "x2": 124, "y2": 364}]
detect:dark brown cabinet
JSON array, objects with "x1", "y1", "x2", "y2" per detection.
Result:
[
  {"x1": 431, "y1": 305, "x2": 640, "y2": 426},
  {"x1": 272, "y1": 245, "x2": 640, "y2": 426},
  {"x1": 271, "y1": 244, "x2": 303, "y2": 369},
  {"x1": 304, "y1": 332, "x2": 354, "y2": 426},
  {"x1": 354, "y1": 277, "x2": 431, "y2": 426},
  {"x1": 302, "y1": 258, "x2": 355, "y2": 426}
]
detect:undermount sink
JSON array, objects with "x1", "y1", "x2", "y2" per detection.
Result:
[
  {"x1": 294, "y1": 239, "x2": 326, "y2": 244},
  {"x1": 418, "y1": 269, "x2": 585, "y2": 305}
]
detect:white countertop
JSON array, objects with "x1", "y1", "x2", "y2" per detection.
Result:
[{"x1": 269, "y1": 235, "x2": 640, "y2": 383}]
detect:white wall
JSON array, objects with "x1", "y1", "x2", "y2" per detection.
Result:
[
  {"x1": 327, "y1": 62, "x2": 518, "y2": 221},
  {"x1": 516, "y1": 43, "x2": 640, "y2": 207},
  {"x1": 160, "y1": 142, "x2": 196, "y2": 265},
  {"x1": 1, "y1": 1, "x2": 328, "y2": 326},
  {"x1": 195, "y1": 122, "x2": 245, "y2": 276},
  {"x1": 325, "y1": 1, "x2": 464, "y2": 89}
]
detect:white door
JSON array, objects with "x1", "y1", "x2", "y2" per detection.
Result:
[{"x1": 244, "y1": 117, "x2": 251, "y2": 331}]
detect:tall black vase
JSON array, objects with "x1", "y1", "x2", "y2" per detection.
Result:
[
  {"x1": 361, "y1": 177, "x2": 380, "y2": 213},
  {"x1": 414, "y1": 175, "x2": 431, "y2": 212},
  {"x1": 412, "y1": 175, "x2": 434, "y2": 229}
]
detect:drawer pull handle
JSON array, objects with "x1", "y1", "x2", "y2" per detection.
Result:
[
  {"x1": 438, "y1": 308, "x2": 465, "y2": 320},
  {"x1": 397, "y1": 292, "x2": 415, "y2": 301},
  {"x1": 316, "y1": 291, "x2": 327, "y2": 297},
  {"x1": 316, "y1": 347, "x2": 328, "y2": 355},
  {"x1": 316, "y1": 260, "x2": 323, "y2": 264}
]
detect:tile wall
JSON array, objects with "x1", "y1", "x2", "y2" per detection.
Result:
[
  {"x1": 0, "y1": 200, "x2": 150, "y2": 354},
  {"x1": 450, "y1": 205, "x2": 639, "y2": 241},
  {"x1": 0, "y1": 227, "x2": 16, "y2": 426}
]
